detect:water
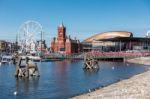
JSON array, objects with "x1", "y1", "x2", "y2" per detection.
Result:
[{"x1": 0, "y1": 60, "x2": 149, "y2": 99}]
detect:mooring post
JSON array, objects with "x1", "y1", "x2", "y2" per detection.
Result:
[
  {"x1": 83, "y1": 53, "x2": 99, "y2": 69},
  {"x1": 25, "y1": 57, "x2": 29, "y2": 78},
  {"x1": 15, "y1": 56, "x2": 21, "y2": 77}
]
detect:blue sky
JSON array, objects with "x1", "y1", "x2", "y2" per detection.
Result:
[{"x1": 0, "y1": 0, "x2": 150, "y2": 46}]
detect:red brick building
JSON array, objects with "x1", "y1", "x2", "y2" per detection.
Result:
[{"x1": 51, "y1": 23, "x2": 81, "y2": 54}]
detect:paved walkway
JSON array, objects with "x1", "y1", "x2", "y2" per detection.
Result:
[
  {"x1": 72, "y1": 57, "x2": 150, "y2": 99},
  {"x1": 127, "y1": 57, "x2": 150, "y2": 65}
]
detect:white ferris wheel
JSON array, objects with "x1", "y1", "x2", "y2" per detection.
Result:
[
  {"x1": 18, "y1": 20, "x2": 43, "y2": 53},
  {"x1": 147, "y1": 31, "x2": 150, "y2": 38}
]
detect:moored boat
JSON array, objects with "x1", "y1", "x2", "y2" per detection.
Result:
[{"x1": 1, "y1": 55, "x2": 13, "y2": 64}]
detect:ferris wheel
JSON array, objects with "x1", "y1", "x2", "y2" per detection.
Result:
[
  {"x1": 18, "y1": 20, "x2": 43, "y2": 53},
  {"x1": 147, "y1": 31, "x2": 150, "y2": 38}
]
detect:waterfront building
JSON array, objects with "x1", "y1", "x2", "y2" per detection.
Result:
[
  {"x1": 37, "y1": 40, "x2": 47, "y2": 52},
  {"x1": 6, "y1": 42, "x2": 17, "y2": 53},
  {"x1": 51, "y1": 23, "x2": 81, "y2": 54},
  {"x1": 0, "y1": 40, "x2": 7, "y2": 53},
  {"x1": 82, "y1": 31, "x2": 150, "y2": 52},
  {"x1": 0, "y1": 40, "x2": 18, "y2": 53}
]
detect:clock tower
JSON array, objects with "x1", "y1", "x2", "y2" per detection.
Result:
[
  {"x1": 57, "y1": 23, "x2": 66, "y2": 51},
  {"x1": 57, "y1": 23, "x2": 66, "y2": 42},
  {"x1": 51, "y1": 23, "x2": 81, "y2": 54}
]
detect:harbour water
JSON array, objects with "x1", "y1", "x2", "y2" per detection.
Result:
[{"x1": 0, "y1": 60, "x2": 149, "y2": 99}]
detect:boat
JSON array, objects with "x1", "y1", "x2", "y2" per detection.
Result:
[
  {"x1": 1, "y1": 55, "x2": 13, "y2": 64},
  {"x1": 28, "y1": 55, "x2": 41, "y2": 62}
]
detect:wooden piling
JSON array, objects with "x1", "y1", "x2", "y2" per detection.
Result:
[
  {"x1": 15, "y1": 56, "x2": 40, "y2": 78},
  {"x1": 83, "y1": 53, "x2": 99, "y2": 70}
]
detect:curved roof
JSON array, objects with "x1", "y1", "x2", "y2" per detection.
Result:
[{"x1": 83, "y1": 31, "x2": 133, "y2": 43}]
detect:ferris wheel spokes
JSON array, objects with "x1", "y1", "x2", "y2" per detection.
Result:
[{"x1": 18, "y1": 20, "x2": 43, "y2": 53}]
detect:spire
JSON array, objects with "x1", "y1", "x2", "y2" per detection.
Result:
[
  {"x1": 15, "y1": 33, "x2": 18, "y2": 51},
  {"x1": 59, "y1": 22, "x2": 64, "y2": 27},
  {"x1": 16, "y1": 33, "x2": 18, "y2": 43}
]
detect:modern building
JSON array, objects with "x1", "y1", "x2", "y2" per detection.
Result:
[
  {"x1": 51, "y1": 23, "x2": 81, "y2": 54},
  {"x1": 82, "y1": 31, "x2": 150, "y2": 52}
]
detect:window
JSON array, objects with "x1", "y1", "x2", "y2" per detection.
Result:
[{"x1": 60, "y1": 48, "x2": 65, "y2": 51}]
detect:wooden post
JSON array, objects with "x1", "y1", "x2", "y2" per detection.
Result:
[
  {"x1": 15, "y1": 55, "x2": 40, "y2": 78},
  {"x1": 15, "y1": 56, "x2": 21, "y2": 77},
  {"x1": 25, "y1": 64, "x2": 29, "y2": 78},
  {"x1": 25, "y1": 57, "x2": 29, "y2": 78},
  {"x1": 83, "y1": 53, "x2": 99, "y2": 69}
]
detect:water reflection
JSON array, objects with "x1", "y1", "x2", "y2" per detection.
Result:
[
  {"x1": 53, "y1": 60, "x2": 71, "y2": 97},
  {"x1": 15, "y1": 77, "x2": 39, "y2": 94},
  {"x1": 83, "y1": 68, "x2": 99, "y2": 76}
]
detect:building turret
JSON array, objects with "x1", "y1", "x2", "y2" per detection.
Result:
[{"x1": 57, "y1": 23, "x2": 66, "y2": 42}]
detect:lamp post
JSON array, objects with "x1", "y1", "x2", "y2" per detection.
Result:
[{"x1": 41, "y1": 31, "x2": 42, "y2": 58}]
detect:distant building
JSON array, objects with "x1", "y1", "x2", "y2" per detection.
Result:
[
  {"x1": 51, "y1": 23, "x2": 81, "y2": 54},
  {"x1": 0, "y1": 40, "x2": 7, "y2": 53},
  {"x1": 82, "y1": 31, "x2": 150, "y2": 52},
  {"x1": 0, "y1": 40, "x2": 18, "y2": 53},
  {"x1": 6, "y1": 42, "x2": 17, "y2": 53},
  {"x1": 37, "y1": 40, "x2": 47, "y2": 52}
]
